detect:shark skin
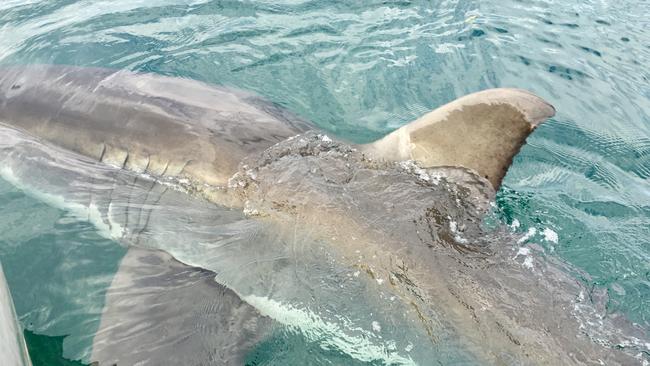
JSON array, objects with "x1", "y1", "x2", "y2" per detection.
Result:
[
  {"x1": 90, "y1": 248, "x2": 273, "y2": 366},
  {"x1": 0, "y1": 65, "x2": 311, "y2": 207},
  {"x1": 0, "y1": 65, "x2": 646, "y2": 365}
]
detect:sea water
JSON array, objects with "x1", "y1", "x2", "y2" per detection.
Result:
[{"x1": 0, "y1": 0, "x2": 648, "y2": 364}]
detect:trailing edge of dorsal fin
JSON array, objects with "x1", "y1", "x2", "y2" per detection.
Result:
[{"x1": 361, "y1": 88, "x2": 555, "y2": 189}]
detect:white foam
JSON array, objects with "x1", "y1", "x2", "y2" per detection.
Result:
[
  {"x1": 517, "y1": 227, "x2": 537, "y2": 244},
  {"x1": 513, "y1": 247, "x2": 534, "y2": 271},
  {"x1": 449, "y1": 221, "x2": 457, "y2": 232},
  {"x1": 514, "y1": 247, "x2": 530, "y2": 257},
  {"x1": 510, "y1": 219, "x2": 520, "y2": 230},
  {"x1": 522, "y1": 256, "x2": 534, "y2": 270},
  {"x1": 243, "y1": 200, "x2": 260, "y2": 217},
  {"x1": 433, "y1": 43, "x2": 466, "y2": 54},
  {"x1": 449, "y1": 221, "x2": 469, "y2": 244},
  {"x1": 104, "y1": 202, "x2": 126, "y2": 238},
  {"x1": 398, "y1": 161, "x2": 440, "y2": 185},
  {"x1": 243, "y1": 295, "x2": 416, "y2": 365},
  {"x1": 542, "y1": 227, "x2": 558, "y2": 243},
  {"x1": 371, "y1": 320, "x2": 382, "y2": 333}
]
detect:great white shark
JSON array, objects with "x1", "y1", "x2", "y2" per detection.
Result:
[{"x1": 0, "y1": 65, "x2": 646, "y2": 365}]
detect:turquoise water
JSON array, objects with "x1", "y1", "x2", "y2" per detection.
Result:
[
  {"x1": 0, "y1": 0, "x2": 648, "y2": 364},
  {"x1": 0, "y1": 179, "x2": 126, "y2": 362}
]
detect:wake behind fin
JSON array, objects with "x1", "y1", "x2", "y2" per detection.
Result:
[{"x1": 361, "y1": 88, "x2": 555, "y2": 189}]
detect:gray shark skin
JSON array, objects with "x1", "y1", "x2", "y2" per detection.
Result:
[
  {"x1": 0, "y1": 125, "x2": 439, "y2": 365},
  {"x1": 0, "y1": 65, "x2": 647, "y2": 365},
  {"x1": 0, "y1": 65, "x2": 310, "y2": 206},
  {"x1": 91, "y1": 248, "x2": 272, "y2": 366}
]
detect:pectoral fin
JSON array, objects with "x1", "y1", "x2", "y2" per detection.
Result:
[
  {"x1": 91, "y1": 248, "x2": 272, "y2": 366},
  {"x1": 361, "y1": 88, "x2": 555, "y2": 189}
]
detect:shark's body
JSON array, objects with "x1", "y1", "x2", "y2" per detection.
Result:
[{"x1": 0, "y1": 66, "x2": 645, "y2": 365}]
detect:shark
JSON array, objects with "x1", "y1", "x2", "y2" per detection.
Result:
[{"x1": 0, "y1": 65, "x2": 646, "y2": 365}]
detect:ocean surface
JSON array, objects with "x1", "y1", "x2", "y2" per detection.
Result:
[{"x1": 0, "y1": 0, "x2": 648, "y2": 365}]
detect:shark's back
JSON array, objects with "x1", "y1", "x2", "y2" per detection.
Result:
[{"x1": 0, "y1": 65, "x2": 310, "y2": 189}]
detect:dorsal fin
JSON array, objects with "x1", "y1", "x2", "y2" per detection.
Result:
[{"x1": 361, "y1": 88, "x2": 555, "y2": 189}]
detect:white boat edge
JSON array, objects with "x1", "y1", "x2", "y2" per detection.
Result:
[{"x1": 0, "y1": 262, "x2": 31, "y2": 366}]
